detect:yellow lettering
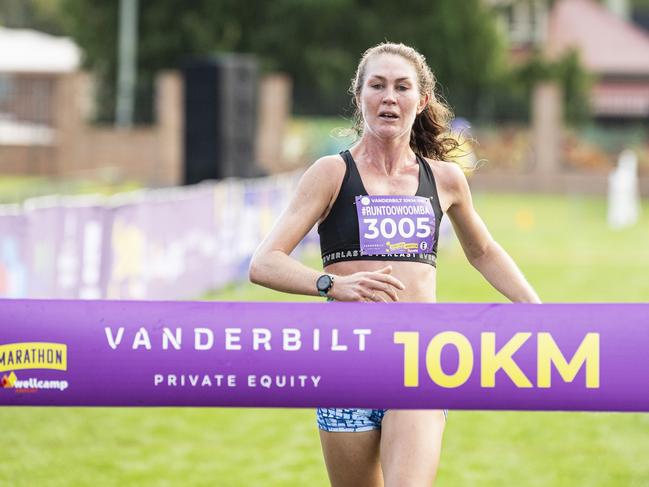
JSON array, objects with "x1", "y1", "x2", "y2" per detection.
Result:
[
  {"x1": 537, "y1": 333, "x2": 600, "y2": 388},
  {"x1": 394, "y1": 332, "x2": 419, "y2": 387},
  {"x1": 481, "y1": 332, "x2": 532, "y2": 388},
  {"x1": 426, "y1": 332, "x2": 473, "y2": 388},
  {"x1": 0, "y1": 342, "x2": 67, "y2": 372}
]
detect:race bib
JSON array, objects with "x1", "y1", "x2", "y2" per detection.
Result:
[{"x1": 355, "y1": 195, "x2": 435, "y2": 256}]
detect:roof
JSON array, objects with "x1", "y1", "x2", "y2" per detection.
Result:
[
  {"x1": 0, "y1": 27, "x2": 81, "y2": 73},
  {"x1": 547, "y1": 0, "x2": 649, "y2": 76}
]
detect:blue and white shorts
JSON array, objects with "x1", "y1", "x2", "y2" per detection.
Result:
[{"x1": 317, "y1": 407, "x2": 448, "y2": 432}]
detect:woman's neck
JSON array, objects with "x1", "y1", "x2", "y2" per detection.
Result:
[{"x1": 352, "y1": 134, "x2": 416, "y2": 175}]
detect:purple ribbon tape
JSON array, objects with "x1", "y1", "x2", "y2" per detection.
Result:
[{"x1": 1, "y1": 300, "x2": 648, "y2": 411}]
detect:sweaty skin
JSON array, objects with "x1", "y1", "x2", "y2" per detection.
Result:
[
  {"x1": 250, "y1": 54, "x2": 539, "y2": 305},
  {"x1": 322, "y1": 147, "x2": 440, "y2": 303}
]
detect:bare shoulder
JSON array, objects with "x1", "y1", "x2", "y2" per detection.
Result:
[
  {"x1": 300, "y1": 154, "x2": 346, "y2": 186},
  {"x1": 423, "y1": 158, "x2": 469, "y2": 209},
  {"x1": 294, "y1": 154, "x2": 347, "y2": 207},
  {"x1": 423, "y1": 158, "x2": 466, "y2": 189},
  {"x1": 309, "y1": 154, "x2": 346, "y2": 176}
]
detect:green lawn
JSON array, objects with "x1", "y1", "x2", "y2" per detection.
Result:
[{"x1": 2, "y1": 193, "x2": 648, "y2": 486}]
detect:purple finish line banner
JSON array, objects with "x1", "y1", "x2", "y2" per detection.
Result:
[{"x1": 1, "y1": 300, "x2": 648, "y2": 411}]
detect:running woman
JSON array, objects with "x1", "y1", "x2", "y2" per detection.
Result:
[{"x1": 249, "y1": 42, "x2": 540, "y2": 487}]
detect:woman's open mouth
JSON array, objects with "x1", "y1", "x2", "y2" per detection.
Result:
[{"x1": 379, "y1": 112, "x2": 399, "y2": 121}]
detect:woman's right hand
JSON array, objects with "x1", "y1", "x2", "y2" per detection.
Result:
[{"x1": 329, "y1": 266, "x2": 405, "y2": 302}]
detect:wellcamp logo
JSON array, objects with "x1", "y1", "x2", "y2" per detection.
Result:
[
  {"x1": 0, "y1": 342, "x2": 69, "y2": 393},
  {"x1": 1, "y1": 371, "x2": 17, "y2": 388},
  {"x1": 1, "y1": 371, "x2": 69, "y2": 392}
]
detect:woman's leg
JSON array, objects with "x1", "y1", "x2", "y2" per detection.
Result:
[
  {"x1": 379, "y1": 410, "x2": 446, "y2": 487},
  {"x1": 319, "y1": 429, "x2": 383, "y2": 487}
]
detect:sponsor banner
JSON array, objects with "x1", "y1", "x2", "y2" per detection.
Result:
[
  {"x1": 25, "y1": 202, "x2": 63, "y2": 297},
  {"x1": 1, "y1": 300, "x2": 648, "y2": 411},
  {"x1": 0, "y1": 342, "x2": 67, "y2": 372},
  {"x1": 0, "y1": 213, "x2": 28, "y2": 298},
  {"x1": 0, "y1": 173, "x2": 310, "y2": 300},
  {"x1": 55, "y1": 201, "x2": 108, "y2": 300}
]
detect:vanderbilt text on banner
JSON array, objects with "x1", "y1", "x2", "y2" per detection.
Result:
[{"x1": 0, "y1": 300, "x2": 647, "y2": 411}]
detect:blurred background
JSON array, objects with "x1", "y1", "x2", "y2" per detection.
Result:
[{"x1": 1, "y1": 0, "x2": 648, "y2": 486}]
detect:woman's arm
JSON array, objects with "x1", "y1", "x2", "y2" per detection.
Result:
[
  {"x1": 444, "y1": 164, "x2": 541, "y2": 303},
  {"x1": 249, "y1": 156, "x2": 405, "y2": 301}
]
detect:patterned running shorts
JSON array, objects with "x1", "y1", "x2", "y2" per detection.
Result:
[{"x1": 316, "y1": 407, "x2": 448, "y2": 432}]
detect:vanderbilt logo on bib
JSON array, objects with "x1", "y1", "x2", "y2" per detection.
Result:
[{"x1": 355, "y1": 195, "x2": 436, "y2": 255}]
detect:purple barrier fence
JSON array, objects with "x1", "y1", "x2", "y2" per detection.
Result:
[
  {"x1": 1, "y1": 301, "x2": 647, "y2": 411},
  {"x1": 23, "y1": 196, "x2": 110, "y2": 299},
  {"x1": 0, "y1": 173, "x2": 308, "y2": 300},
  {"x1": 0, "y1": 207, "x2": 27, "y2": 297}
]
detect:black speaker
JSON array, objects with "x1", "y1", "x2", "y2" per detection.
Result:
[{"x1": 183, "y1": 55, "x2": 258, "y2": 184}]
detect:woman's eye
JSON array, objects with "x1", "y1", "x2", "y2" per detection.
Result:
[
  {"x1": 371, "y1": 84, "x2": 383, "y2": 89},
  {"x1": 397, "y1": 85, "x2": 408, "y2": 91}
]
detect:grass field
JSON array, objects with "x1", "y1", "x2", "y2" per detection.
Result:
[{"x1": 2, "y1": 193, "x2": 648, "y2": 486}]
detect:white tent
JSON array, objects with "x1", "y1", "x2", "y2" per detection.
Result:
[{"x1": 0, "y1": 27, "x2": 81, "y2": 73}]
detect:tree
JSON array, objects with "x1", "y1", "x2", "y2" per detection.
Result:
[
  {"x1": 513, "y1": 49, "x2": 592, "y2": 125},
  {"x1": 56, "y1": 0, "x2": 507, "y2": 122},
  {"x1": 0, "y1": 0, "x2": 67, "y2": 34}
]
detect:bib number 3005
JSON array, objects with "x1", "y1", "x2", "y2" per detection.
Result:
[
  {"x1": 355, "y1": 195, "x2": 436, "y2": 256},
  {"x1": 363, "y1": 217, "x2": 431, "y2": 240}
]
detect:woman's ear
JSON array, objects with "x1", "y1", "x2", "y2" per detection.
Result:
[{"x1": 417, "y1": 94, "x2": 430, "y2": 114}]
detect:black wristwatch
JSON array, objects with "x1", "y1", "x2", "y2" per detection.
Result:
[{"x1": 316, "y1": 274, "x2": 335, "y2": 299}]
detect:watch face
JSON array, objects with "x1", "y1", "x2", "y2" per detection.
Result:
[{"x1": 317, "y1": 275, "x2": 332, "y2": 292}]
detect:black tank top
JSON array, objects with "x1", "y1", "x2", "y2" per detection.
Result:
[{"x1": 318, "y1": 150, "x2": 443, "y2": 267}]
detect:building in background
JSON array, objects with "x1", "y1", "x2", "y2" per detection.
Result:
[
  {"x1": 488, "y1": 0, "x2": 649, "y2": 121},
  {"x1": 0, "y1": 27, "x2": 291, "y2": 185},
  {"x1": 488, "y1": 0, "x2": 550, "y2": 61},
  {"x1": 0, "y1": 27, "x2": 80, "y2": 172},
  {"x1": 547, "y1": 0, "x2": 649, "y2": 121}
]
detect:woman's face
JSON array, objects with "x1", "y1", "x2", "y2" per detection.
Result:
[{"x1": 359, "y1": 53, "x2": 428, "y2": 141}]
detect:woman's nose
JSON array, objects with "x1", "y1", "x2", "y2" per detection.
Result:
[{"x1": 382, "y1": 88, "x2": 397, "y2": 104}]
